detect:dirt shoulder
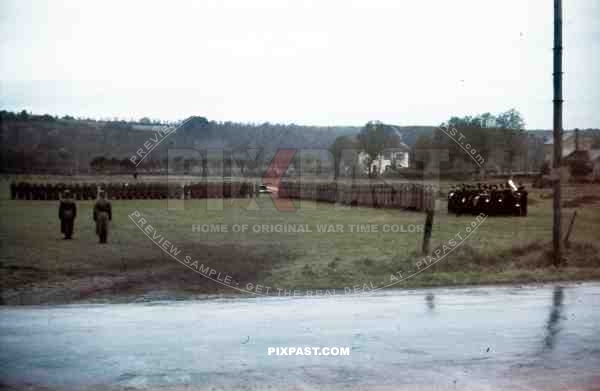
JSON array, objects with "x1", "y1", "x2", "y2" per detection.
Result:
[{"x1": 3, "y1": 240, "x2": 600, "y2": 305}]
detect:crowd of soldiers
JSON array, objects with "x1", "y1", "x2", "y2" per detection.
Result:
[
  {"x1": 447, "y1": 180, "x2": 528, "y2": 216},
  {"x1": 57, "y1": 188, "x2": 113, "y2": 243}
]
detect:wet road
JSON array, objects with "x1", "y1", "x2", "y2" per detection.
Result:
[{"x1": 1, "y1": 283, "x2": 599, "y2": 390}]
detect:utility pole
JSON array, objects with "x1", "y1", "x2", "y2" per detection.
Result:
[{"x1": 552, "y1": 0, "x2": 563, "y2": 266}]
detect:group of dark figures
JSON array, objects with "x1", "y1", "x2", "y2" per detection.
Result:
[
  {"x1": 12, "y1": 182, "x2": 99, "y2": 200},
  {"x1": 10, "y1": 182, "x2": 182, "y2": 201},
  {"x1": 58, "y1": 190, "x2": 112, "y2": 243},
  {"x1": 447, "y1": 181, "x2": 528, "y2": 216},
  {"x1": 281, "y1": 182, "x2": 437, "y2": 211},
  {"x1": 10, "y1": 182, "x2": 258, "y2": 201}
]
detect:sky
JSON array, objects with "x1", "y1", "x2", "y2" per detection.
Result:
[{"x1": 0, "y1": 0, "x2": 598, "y2": 129}]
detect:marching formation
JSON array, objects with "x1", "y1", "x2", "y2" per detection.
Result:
[{"x1": 447, "y1": 180, "x2": 528, "y2": 216}]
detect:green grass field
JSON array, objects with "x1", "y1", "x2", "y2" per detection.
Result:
[{"x1": 1, "y1": 184, "x2": 600, "y2": 304}]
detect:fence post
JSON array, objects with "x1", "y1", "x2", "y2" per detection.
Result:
[
  {"x1": 422, "y1": 209, "x2": 434, "y2": 254},
  {"x1": 564, "y1": 210, "x2": 577, "y2": 247}
]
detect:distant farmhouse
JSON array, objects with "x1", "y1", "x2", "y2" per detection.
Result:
[{"x1": 358, "y1": 144, "x2": 411, "y2": 176}]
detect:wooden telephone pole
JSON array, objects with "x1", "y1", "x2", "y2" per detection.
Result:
[{"x1": 552, "y1": 0, "x2": 563, "y2": 266}]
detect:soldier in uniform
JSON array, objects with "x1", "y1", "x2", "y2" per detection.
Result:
[
  {"x1": 93, "y1": 189, "x2": 112, "y2": 244},
  {"x1": 58, "y1": 189, "x2": 77, "y2": 239}
]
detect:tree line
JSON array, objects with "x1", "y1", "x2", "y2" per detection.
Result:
[{"x1": 329, "y1": 109, "x2": 548, "y2": 178}]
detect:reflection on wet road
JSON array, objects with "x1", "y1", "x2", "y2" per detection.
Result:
[
  {"x1": 1, "y1": 283, "x2": 599, "y2": 390},
  {"x1": 544, "y1": 286, "x2": 565, "y2": 350}
]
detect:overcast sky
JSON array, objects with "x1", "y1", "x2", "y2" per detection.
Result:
[{"x1": 1, "y1": 0, "x2": 598, "y2": 129}]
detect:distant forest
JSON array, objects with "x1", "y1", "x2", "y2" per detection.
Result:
[
  {"x1": 0, "y1": 110, "x2": 434, "y2": 176},
  {"x1": 1, "y1": 109, "x2": 599, "y2": 178}
]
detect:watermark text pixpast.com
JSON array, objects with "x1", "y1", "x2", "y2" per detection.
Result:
[{"x1": 268, "y1": 347, "x2": 350, "y2": 356}]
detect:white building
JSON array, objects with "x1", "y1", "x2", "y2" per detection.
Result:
[{"x1": 359, "y1": 146, "x2": 410, "y2": 175}]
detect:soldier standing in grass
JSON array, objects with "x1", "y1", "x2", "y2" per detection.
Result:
[
  {"x1": 59, "y1": 189, "x2": 77, "y2": 239},
  {"x1": 94, "y1": 189, "x2": 112, "y2": 244}
]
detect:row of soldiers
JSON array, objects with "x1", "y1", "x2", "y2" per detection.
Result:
[
  {"x1": 59, "y1": 189, "x2": 112, "y2": 243},
  {"x1": 447, "y1": 181, "x2": 528, "y2": 216},
  {"x1": 11, "y1": 182, "x2": 184, "y2": 200},
  {"x1": 11, "y1": 182, "x2": 259, "y2": 200},
  {"x1": 281, "y1": 182, "x2": 438, "y2": 211},
  {"x1": 12, "y1": 182, "x2": 98, "y2": 200},
  {"x1": 184, "y1": 182, "x2": 255, "y2": 199}
]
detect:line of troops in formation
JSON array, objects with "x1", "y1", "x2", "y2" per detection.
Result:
[
  {"x1": 11, "y1": 182, "x2": 181, "y2": 200},
  {"x1": 280, "y1": 182, "x2": 438, "y2": 211},
  {"x1": 11, "y1": 180, "x2": 526, "y2": 217},
  {"x1": 9, "y1": 182, "x2": 259, "y2": 200},
  {"x1": 447, "y1": 180, "x2": 528, "y2": 216}
]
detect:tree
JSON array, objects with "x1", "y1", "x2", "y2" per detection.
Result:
[
  {"x1": 120, "y1": 158, "x2": 135, "y2": 172},
  {"x1": 443, "y1": 109, "x2": 525, "y2": 131},
  {"x1": 329, "y1": 135, "x2": 358, "y2": 178},
  {"x1": 540, "y1": 161, "x2": 551, "y2": 175},
  {"x1": 445, "y1": 115, "x2": 483, "y2": 129},
  {"x1": 444, "y1": 112, "x2": 496, "y2": 129},
  {"x1": 478, "y1": 112, "x2": 496, "y2": 128},
  {"x1": 591, "y1": 133, "x2": 600, "y2": 149},
  {"x1": 413, "y1": 134, "x2": 433, "y2": 170},
  {"x1": 108, "y1": 157, "x2": 118, "y2": 171},
  {"x1": 358, "y1": 121, "x2": 402, "y2": 177},
  {"x1": 231, "y1": 145, "x2": 255, "y2": 176},
  {"x1": 496, "y1": 109, "x2": 525, "y2": 130},
  {"x1": 58, "y1": 147, "x2": 71, "y2": 162},
  {"x1": 0, "y1": 110, "x2": 17, "y2": 120},
  {"x1": 439, "y1": 109, "x2": 527, "y2": 173},
  {"x1": 90, "y1": 156, "x2": 107, "y2": 172}
]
